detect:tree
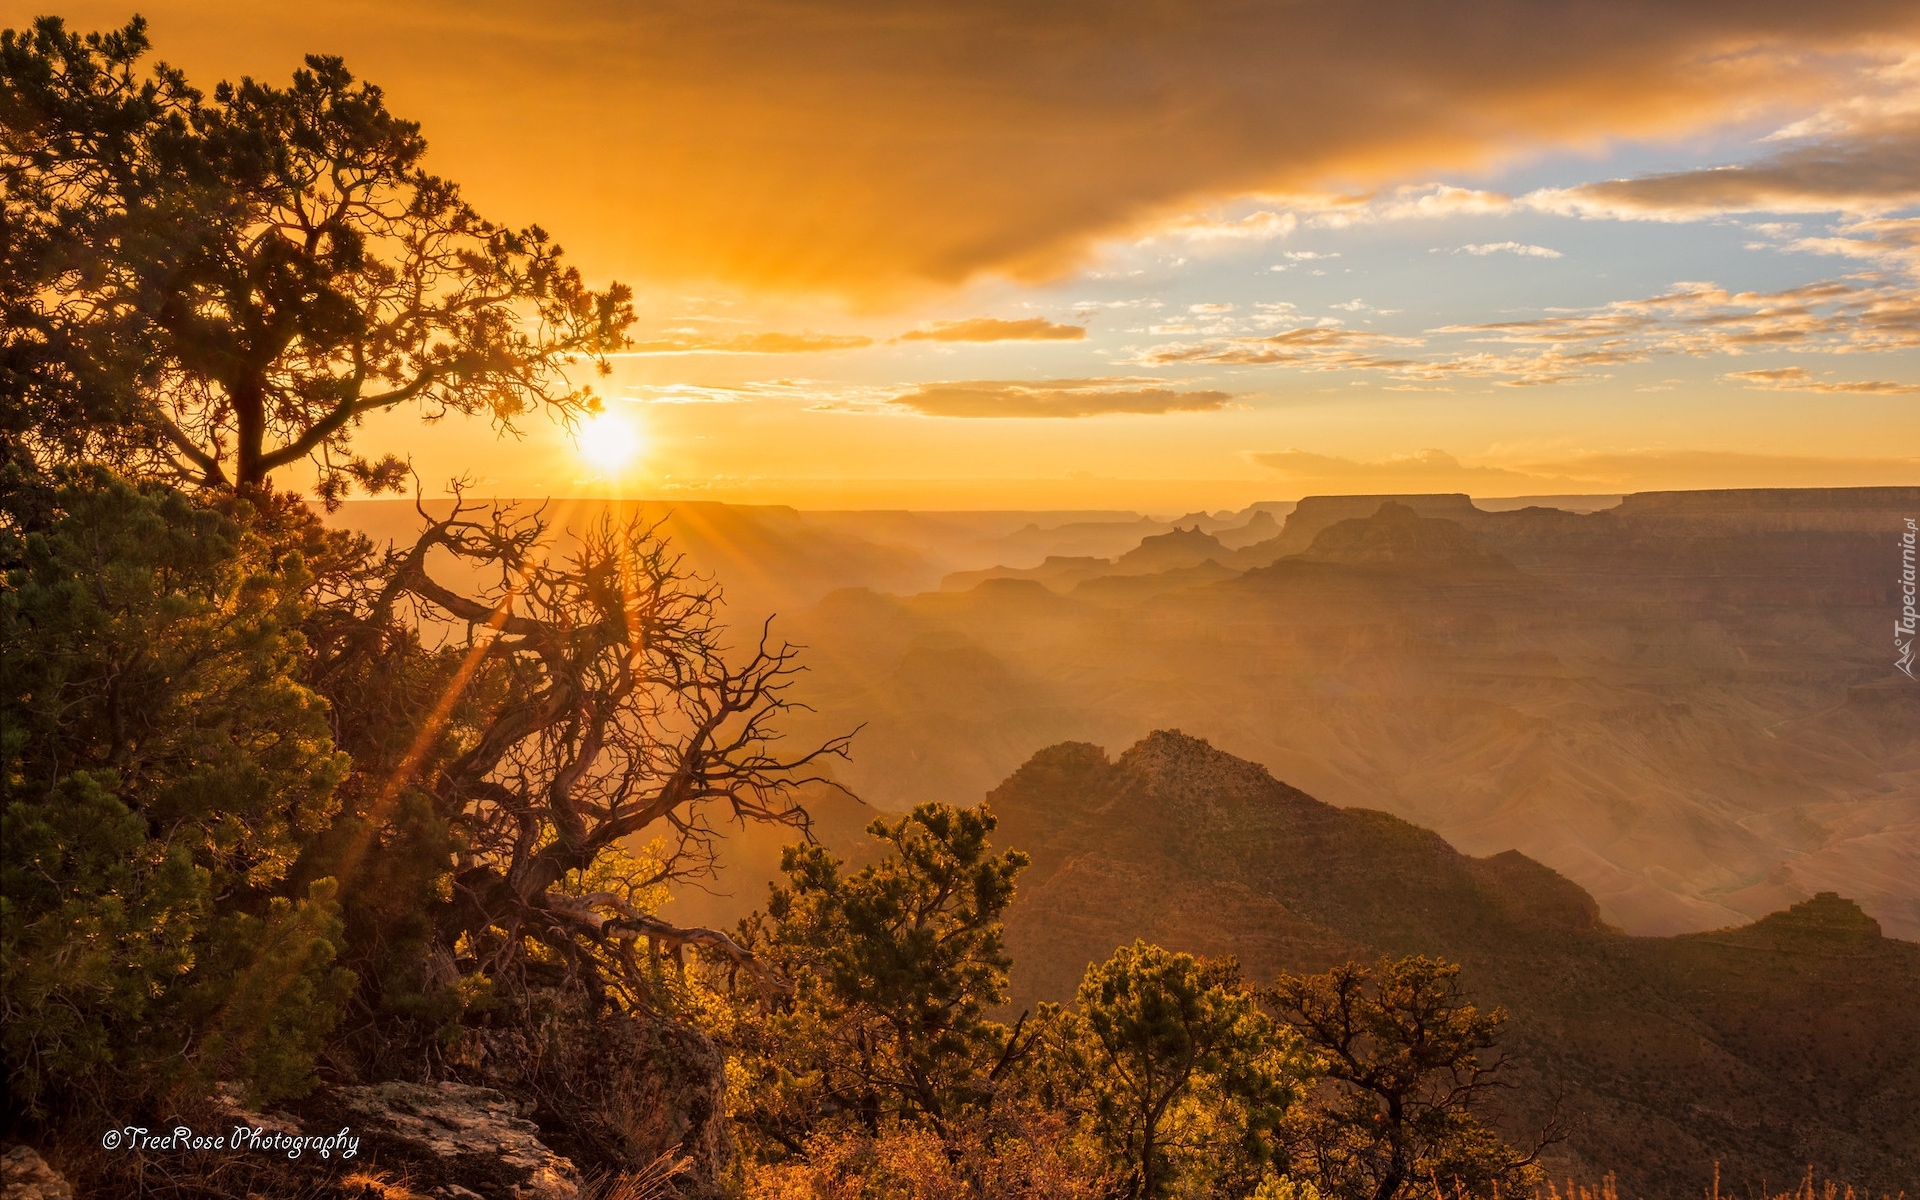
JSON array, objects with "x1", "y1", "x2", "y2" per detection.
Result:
[
  {"x1": 0, "y1": 471, "x2": 355, "y2": 1115},
  {"x1": 722, "y1": 803, "x2": 1030, "y2": 1155},
  {"x1": 1042, "y1": 941, "x2": 1305, "y2": 1200},
  {"x1": 1266, "y1": 957, "x2": 1554, "y2": 1200},
  {"x1": 1, "y1": 16, "x2": 633, "y2": 500},
  {"x1": 304, "y1": 490, "x2": 853, "y2": 1015}
]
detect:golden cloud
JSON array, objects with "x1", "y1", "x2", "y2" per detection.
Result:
[
  {"x1": 1441, "y1": 275, "x2": 1920, "y2": 357},
  {"x1": 1725, "y1": 367, "x2": 1920, "y2": 393},
  {"x1": 888, "y1": 379, "x2": 1232, "y2": 418},
  {"x1": 1134, "y1": 250, "x2": 1920, "y2": 387},
  {"x1": 1251, "y1": 448, "x2": 1557, "y2": 488},
  {"x1": 623, "y1": 331, "x2": 873, "y2": 355},
  {"x1": 1524, "y1": 449, "x2": 1920, "y2": 488},
  {"x1": 110, "y1": 1, "x2": 1920, "y2": 299},
  {"x1": 1528, "y1": 115, "x2": 1920, "y2": 220},
  {"x1": 895, "y1": 317, "x2": 1087, "y2": 342},
  {"x1": 1138, "y1": 327, "x2": 1427, "y2": 371}
]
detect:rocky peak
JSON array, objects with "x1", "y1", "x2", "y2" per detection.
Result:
[
  {"x1": 1113, "y1": 729, "x2": 1299, "y2": 814},
  {"x1": 1749, "y1": 891, "x2": 1883, "y2": 944}
]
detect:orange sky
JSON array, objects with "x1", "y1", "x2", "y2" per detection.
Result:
[{"x1": 37, "y1": 1, "x2": 1920, "y2": 508}]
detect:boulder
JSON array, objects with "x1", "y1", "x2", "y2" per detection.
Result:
[
  {"x1": 326, "y1": 1081, "x2": 582, "y2": 1200},
  {"x1": 0, "y1": 1146, "x2": 72, "y2": 1200}
]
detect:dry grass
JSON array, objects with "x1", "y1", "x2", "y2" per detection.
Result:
[
  {"x1": 739, "y1": 1116, "x2": 1111, "y2": 1200},
  {"x1": 1531, "y1": 1163, "x2": 1908, "y2": 1200},
  {"x1": 583, "y1": 1148, "x2": 694, "y2": 1200}
]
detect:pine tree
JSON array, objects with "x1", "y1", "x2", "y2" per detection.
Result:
[{"x1": 1, "y1": 471, "x2": 354, "y2": 1116}]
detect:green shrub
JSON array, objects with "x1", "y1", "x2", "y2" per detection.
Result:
[{"x1": 1, "y1": 471, "x2": 354, "y2": 1117}]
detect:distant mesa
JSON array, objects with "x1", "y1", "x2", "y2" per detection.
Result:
[
  {"x1": 1215, "y1": 508, "x2": 1281, "y2": 549},
  {"x1": 1072, "y1": 559, "x2": 1241, "y2": 604},
  {"x1": 1260, "y1": 493, "x2": 1484, "y2": 557},
  {"x1": 1292, "y1": 501, "x2": 1512, "y2": 569},
  {"x1": 1114, "y1": 525, "x2": 1228, "y2": 574},
  {"x1": 927, "y1": 575, "x2": 1073, "y2": 613},
  {"x1": 941, "y1": 554, "x2": 1112, "y2": 593},
  {"x1": 1612, "y1": 486, "x2": 1920, "y2": 533}
]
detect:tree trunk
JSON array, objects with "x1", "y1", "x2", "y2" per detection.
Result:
[{"x1": 234, "y1": 378, "x2": 267, "y2": 489}]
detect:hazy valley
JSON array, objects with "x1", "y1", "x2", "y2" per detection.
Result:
[
  {"x1": 350, "y1": 487, "x2": 1917, "y2": 939},
  {"x1": 328, "y1": 485, "x2": 1920, "y2": 1189}
]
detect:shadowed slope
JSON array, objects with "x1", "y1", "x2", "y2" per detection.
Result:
[{"x1": 985, "y1": 731, "x2": 1920, "y2": 1196}]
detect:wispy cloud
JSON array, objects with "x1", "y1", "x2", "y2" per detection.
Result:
[
  {"x1": 1300, "y1": 184, "x2": 1516, "y2": 227},
  {"x1": 1455, "y1": 242, "x2": 1563, "y2": 258},
  {"x1": 1251, "y1": 446, "x2": 1920, "y2": 492},
  {"x1": 887, "y1": 378, "x2": 1232, "y2": 418},
  {"x1": 1781, "y1": 215, "x2": 1920, "y2": 270},
  {"x1": 1250, "y1": 447, "x2": 1556, "y2": 489},
  {"x1": 628, "y1": 379, "x2": 899, "y2": 406},
  {"x1": 622, "y1": 331, "x2": 873, "y2": 355},
  {"x1": 1439, "y1": 275, "x2": 1920, "y2": 358},
  {"x1": 1135, "y1": 243, "x2": 1920, "y2": 388},
  {"x1": 895, "y1": 317, "x2": 1088, "y2": 342},
  {"x1": 1524, "y1": 114, "x2": 1920, "y2": 222},
  {"x1": 1158, "y1": 211, "x2": 1300, "y2": 242},
  {"x1": 1725, "y1": 366, "x2": 1920, "y2": 393},
  {"x1": 1136, "y1": 327, "x2": 1426, "y2": 372}
]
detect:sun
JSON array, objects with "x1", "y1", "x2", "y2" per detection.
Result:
[{"x1": 576, "y1": 409, "x2": 645, "y2": 472}]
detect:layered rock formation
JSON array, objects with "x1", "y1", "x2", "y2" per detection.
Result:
[
  {"x1": 778, "y1": 487, "x2": 1920, "y2": 938},
  {"x1": 985, "y1": 731, "x2": 1920, "y2": 1196}
]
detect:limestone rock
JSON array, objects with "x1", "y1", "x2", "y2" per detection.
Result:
[
  {"x1": 331, "y1": 1080, "x2": 581, "y2": 1200},
  {"x1": 0, "y1": 1146, "x2": 72, "y2": 1200}
]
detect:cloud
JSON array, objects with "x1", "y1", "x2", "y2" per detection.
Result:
[
  {"x1": 165, "y1": 1, "x2": 1920, "y2": 296},
  {"x1": 628, "y1": 378, "x2": 904, "y2": 407},
  {"x1": 1520, "y1": 449, "x2": 1920, "y2": 488},
  {"x1": 894, "y1": 316, "x2": 1088, "y2": 342},
  {"x1": 1726, "y1": 366, "x2": 1920, "y2": 393},
  {"x1": 1251, "y1": 448, "x2": 1558, "y2": 489},
  {"x1": 1251, "y1": 446, "x2": 1920, "y2": 493},
  {"x1": 1142, "y1": 326, "x2": 1617, "y2": 387},
  {"x1": 1299, "y1": 184, "x2": 1516, "y2": 227},
  {"x1": 623, "y1": 331, "x2": 873, "y2": 354},
  {"x1": 1136, "y1": 327, "x2": 1427, "y2": 372},
  {"x1": 887, "y1": 378, "x2": 1232, "y2": 418},
  {"x1": 1783, "y1": 215, "x2": 1920, "y2": 270},
  {"x1": 890, "y1": 316, "x2": 1090, "y2": 339},
  {"x1": 1137, "y1": 243, "x2": 1920, "y2": 386},
  {"x1": 1158, "y1": 211, "x2": 1299, "y2": 242},
  {"x1": 1438, "y1": 275, "x2": 1920, "y2": 358},
  {"x1": 1457, "y1": 242, "x2": 1564, "y2": 258},
  {"x1": 1525, "y1": 114, "x2": 1920, "y2": 221}
]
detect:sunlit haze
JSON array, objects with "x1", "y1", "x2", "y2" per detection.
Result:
[{"x1": 574, "y1": 409, "x2": 646, "y2": 476}]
